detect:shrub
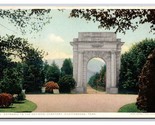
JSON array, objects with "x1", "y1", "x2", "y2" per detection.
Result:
[
  {"x1": 58, "y1": 75, "x2": 76, "y2": 93},
  {"x1": 16, "y1": 91, "x2": 26, "y2": 101},
  {"x1": 0, "y1": 68, "x2": 22, "y2": 95},
  {"x1": 136, "y1": 48, "x2": 155, "y2": 112},
  {"x1": 0, "y1": 93, "x2": 13, "y2": 107},
  {"x1": 45, "y1": 81, "x2": 59, "y2": 93}
]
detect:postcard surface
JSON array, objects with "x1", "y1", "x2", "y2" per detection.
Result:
[{"x1": 0, "y1": 5, "x2": 155, "y2": 119}]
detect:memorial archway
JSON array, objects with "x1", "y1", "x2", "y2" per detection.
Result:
[{"x1": 70, "y1": 32, "x2": 124, "y2": 94}]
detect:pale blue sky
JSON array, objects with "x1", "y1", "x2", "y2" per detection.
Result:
[{"x1": 0, "y1": 9, "x2": 155, "y2": 61}]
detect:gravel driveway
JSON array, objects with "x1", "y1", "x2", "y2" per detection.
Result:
[{"x1": 26, "y1": 93, "x2": 137, "y2": 112}]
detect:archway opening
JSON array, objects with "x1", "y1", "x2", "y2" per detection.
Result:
[{"x1": 87, "y1": 58, "x2": 106, "y2": 94}]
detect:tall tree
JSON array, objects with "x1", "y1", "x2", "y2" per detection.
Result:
[
  {"x1": 0, "y1": 35, "x2": 45, "y2": 93},
  {"x1": 136, "y1": 48, "x2": 155, "y2": 112},
  {"x1": 43, "y1": 60, "x2": 49, "y2": 82},
  {"x1": 23, "y1": 48, "x2": 44, "y2": 92},
  {"x1": 61, "y1": 58, "x2": 73, "y2": 76},
  {"x1": 100, "y1": 65, "x2": 106, "y2": 84},
  {"x1": 119, "y1": 39, "x2": 155, "y2": 93},
  {"x1": 45, "y1": 61, "x2": 60, "y2": 83}
]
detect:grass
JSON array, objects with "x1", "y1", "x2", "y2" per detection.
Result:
[
  {"x1": 118, "y1": 103, "x2": 143, "y2": 112},
  {"x1": 0, "y1": 100, "x2": 37, "y2": 112}
]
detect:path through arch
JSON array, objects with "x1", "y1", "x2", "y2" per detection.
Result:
[{"x1": 87, "y1": 57, "x2": 106, "y2": 94}]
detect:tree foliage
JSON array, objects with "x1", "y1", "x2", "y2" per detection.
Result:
[
  {"x1": 22, "y1": 48, "x2": 44, "y2": 92},
  {"x1": 58, "y1": 75, "x2": 76, "y2": 93},
  {"x1": 0, "y1": 66, "x2": 22, "y2": 94},
  {"x1": 88, "y1": 65, "x2": 106, "y2": 90},
  {"x1": 70, "y1": 9, "x2": 155, "y2": 34},
  {"x1": 136, "y1": 48, "x2": 155, "y2": 112},
  {"x1": 45, "y1": 61, "x2": 61, "y2": 83},
  {"x1": 0, "y1": 35, "x2": 45, "y2": 94},
  {"x1": 61, "y1": 58, "x2": 73, "y2": 76},
  {"x1": 0, "y1": 9, "x2": 52, "y2": 34},
  {"x1": 1, "y1": 9, "x2": 155, "y2": 34},
  {"x1": 119, "y1": 39, "x2": 155, "y2": 93}
]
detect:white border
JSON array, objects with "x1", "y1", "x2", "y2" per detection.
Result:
[
  {"x1": 0, "y1": 0, "x2": 155, "y2": 5},
  {"x1": 0, "y1": 4, "x2": 155, "y2": 119},
  {"x1": 0, "y1": 5, "x2": 155, "y2": 9},
  {"x1": 0, "y1": 112, "x2": 155, "y2": 118}
]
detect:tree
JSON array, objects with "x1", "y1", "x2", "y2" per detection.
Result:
[
  {"x1": 70, "y1": 9, "x2": 155, "y2": 34},
  {"x1": 45, "y1": 61, "x2": 60, "y2": 83},
  {"x1": 136, "y1": 48, "x2": 155, "y2": 112},
  {"x1": 23, "y1": 48, "x2": 45, "y2": 92},
  {"x1": 0, "y1": 9, "x2": 52, "y2": 34},
  {"x1": 0, "y1": 64, "x2": 22, "y2": 95},
  {"x1": 119, "y1": 39, "x2": 155, "y2": 93},
  {"x1": 88, "y1": 73, "x2": 100, "y2": 88},
  {"x1": 1, "y1": 9, "x2": 155, "y2": 35},
  {"x1": 61, "y1": 58, "x2": 73, "y2": 76},
  {"x1": 43, "y1": 60, "x2": 49, "y2": 82},
  {"x1": 58, "y1": 75, "x2": 76, "y2": 93},
  {"x1": 0, "y1": 35, "x2": 29, "y2": 94},
  {"x1": 88, "y1": 65, "x2": 106, "y2": 90},
  {"x1": 0, "y1": 35, "x2": 45, "y2": 93},
  {"x1": 100, "y1": 65, "x2": 106, "y2": 85}
]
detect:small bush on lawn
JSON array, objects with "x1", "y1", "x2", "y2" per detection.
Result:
[
  {"x1": 15, "y1": 91, "x2": 26, "y2": 101},
  {"x1": 0, "y1": 93, "x2": 13, "y2": 107},
  {"x1": 58, "y1": 75, "x2": 76, "y2": 93},
  {"x1": 45, "y1": 81, "x2": 59, "y2": 93}
]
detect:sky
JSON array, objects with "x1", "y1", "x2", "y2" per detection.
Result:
[{"x1": 0, "y1": 9, "x2": 155, "y2": 62}]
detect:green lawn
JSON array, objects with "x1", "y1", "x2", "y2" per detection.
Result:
[
  {"x1": 118, "y1": 103, "x2": 143, "y2": 112},
  {"x1": 0, "y1": 100, "x2": 37, "y2": 112}
]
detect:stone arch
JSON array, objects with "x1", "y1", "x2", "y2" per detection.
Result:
[{"x1": 70, "y1": 32, "x2": 124, "y2": 94}]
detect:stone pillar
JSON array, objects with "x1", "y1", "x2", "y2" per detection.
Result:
[
  {"x1": 83, "y1": 53, "x2": 87, "y2": 93},
  {"x1": 76, "y1": 51, "x2": 85, "y2": 93},
  {"x1": 116, "y1": 51, "x2": 121, "y2": 84},
  {"x1": 105, "y1": 54, "x2": 111, "y2": 93},
  {"x1": 109, "y1": 51, "x2": 118, "y2": 93},
  {"x1": 111, "y1": 51, "x2": 116, "y2": 87},
  {"x1": 73, "y1": 46, "x2": 78, "y2": 82}
]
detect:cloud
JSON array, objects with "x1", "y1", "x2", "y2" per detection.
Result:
[
  {"x1": 121, "y1": 44, "x2": 131, "y2": 54},
  {"x1": 44, "y1": 51, "x2": 72, "y2": 60},
  {"x1": 48, "y1": 33, "x2": 64, "y2": 43}
]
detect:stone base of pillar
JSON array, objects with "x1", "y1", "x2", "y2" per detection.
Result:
[
  {"x1": 106, "y1": 87, "x2": 118, "y2": 94},
  {"x1": 71, "y1": 86, "x2": 86, "y2": 94}
]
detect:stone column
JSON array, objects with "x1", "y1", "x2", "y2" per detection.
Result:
[
  {"x1": 83, "y1": 52, "x2": 87, "y2": 92},
  {"x1": 116, "y1": 51, "x2": 121, "y2": 84},
  {"x1": 76, "y1": 51, "x2": 85, "y2": 93},
  {"x1": 109, "y1": 51, "x2": 118, "y2": 93},
  {"x1": 73, "y1": 45, "x2": 78, "y2": 82},
  {"x1": 105, "y1": 53, "x2": 111, "y2": 92},
  {"x1": 111, "y1": 51, "x2": 116, "y2": 87}
]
